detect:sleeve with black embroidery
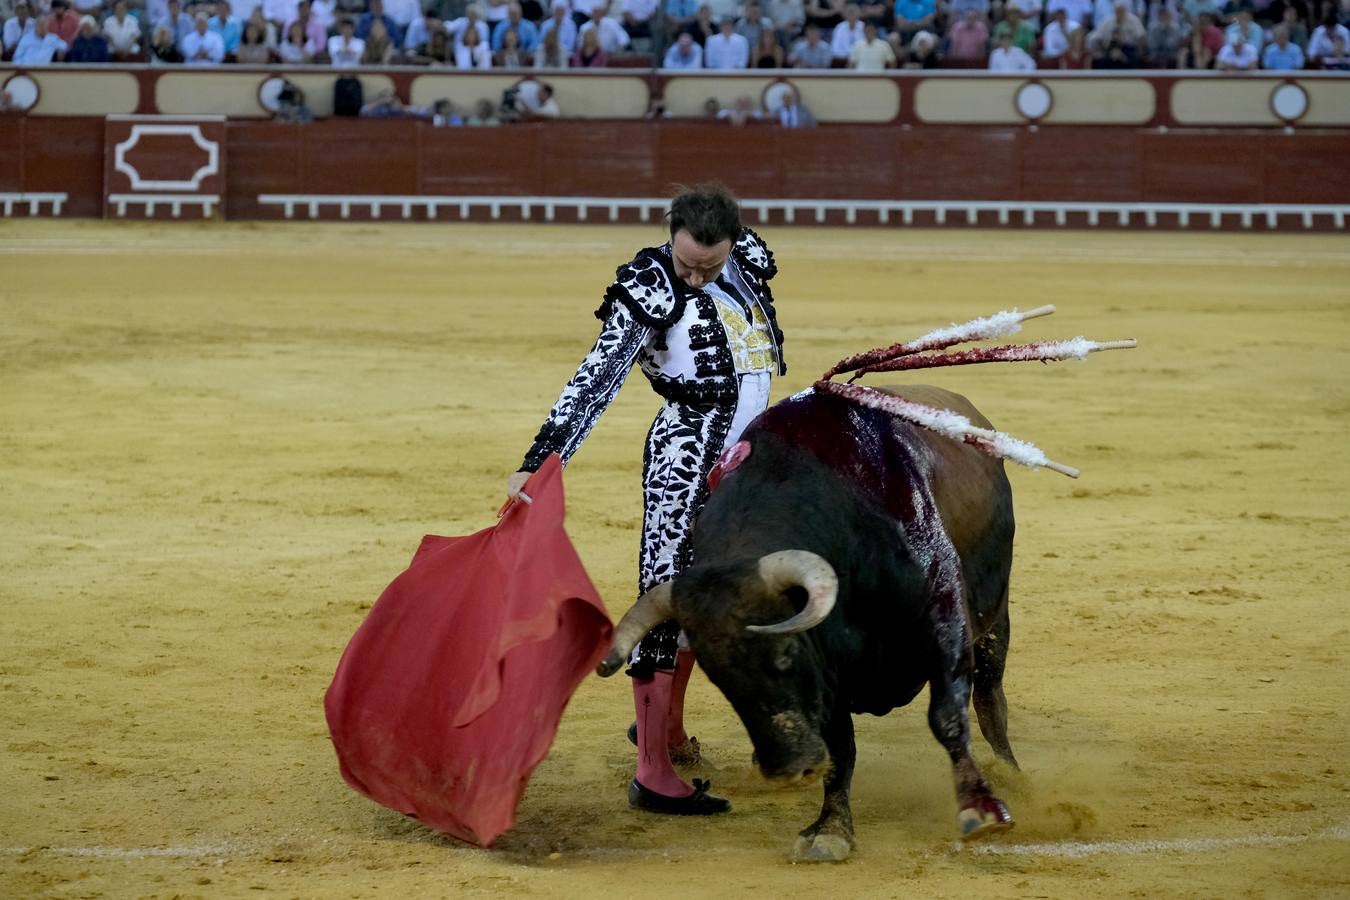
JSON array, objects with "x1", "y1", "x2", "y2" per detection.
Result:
[{"x1": 520, "y1": 301, "x2": 652, "y2": 473}]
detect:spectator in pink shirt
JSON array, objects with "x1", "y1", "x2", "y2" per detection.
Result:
[
  {"x1": 946, "y1": 7, "x2": 988, "y2": 60},
  {"x1": 284, "y1": 0, "x2": 326, "y2": 52}
]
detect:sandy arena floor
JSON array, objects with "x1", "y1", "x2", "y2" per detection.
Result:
[{"x1": 2, "y1": 220, "x2": 1348, "y2": 899}]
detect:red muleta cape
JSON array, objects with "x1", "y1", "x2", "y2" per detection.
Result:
[{"x1": 323, "y1": 455, "x2": 613, "y2": 846}]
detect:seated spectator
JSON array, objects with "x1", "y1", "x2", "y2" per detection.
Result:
[
  {"x1": 804, "y1": 0, "x2": 846, "y2": 30},
  {"x1": 1147, "y1": 4, "x2": 1184, "y2": 63},
  {"x1": 236, "y1": 19, "x2": 273, "y2": 59},
  {"x1": 703, "y1": 95, "x2": 722, "y2": 116},
  {"x1": 1041, "y1": 7, "x2": 1079, "y2": 59},
  {"x1": 358, "y1": 0, "x2": 401, "y2": 45},
  {"x1": 892, "y1": 0, "x2": 936, "y2": 50},
  {"x1": 455, "y1": 20, "x2": 493, "y2": 65},
  {"x1": 401, "y1": 8, "x2": 440, "y2": 53},
  {"x1": 947, "y1": 0, "x2": 990, "y2": 26},
  {"x1": 492, "y1": 2, "x2": 539, "y2": 50},
  {"x1": 1046, "y1": 0, "x2": 1091, "y2": 26},
  {"x1": 495, "y1": 23, "x2": 528, "y2": 62},
  {"x1": 705, "y1": 13, "x2": 749, "y2": 65},
  {"x1": 689, "y1": 2, "x2": 716, "y2": 42},
  {"x1": 789, "y1": 21, "x2": 833, "y2": 64},
  {"x1": 466, "y1": 97, "x2": 501, "y2": 124},
  {"x1": 1225, "y1": 7, "x2": 1263, "y2": 50},
  {"x1": 533, "y1": 24, "x2": 567, "y2": 63},
  {"x1": 946, "y1": 7, "x2": 989, "y2": 59},
  {"x1": 736, "y1": 0, "x2": 775, "y2": 48},
  {"x1": 993, "y1": 5, "x2": 1036, "y2": 49},
  {"x1": 410, "y1": 26, "x2": 449, "y2": 62},
  {"x1": 1271, "y1": 5, "x2": 1307, "y2": 48},
  {"x1": 275, "y1": 78, "x2": 313, "y2": 120},
  {"x1": 360, "y1": 87, "x2": 406, "y2": 116},
  {"x1": 569, "y1": 0, "x2": 602, "y2": 27},
  {"x1": 830, "y1": 2, "x2": 863, "y2": 58},
  {"x1": 569, "y1": 22, "x2": 607, "y2": 61},
  {"x1": 1260, "y1": 21, "x2": 1303, "y2": 63},
  {"x1": 1178, "y1": 9, "x2": 1222, "y2": 64},
  {"x1": 48, "y1": 0, "x2": 80, "y2": 44},
  {"x1": 283, "y1": 0, "x2": 326, "y2": 54},
  {"x1": 244, "y1": 7, "x2": 279, "y2": 50},
  {"x1": 1217, "y1": 28, "x2": 1258, "y2": 64},
  {"x1": 209, "y1": 0, "x2": 241, "y2": 57},
  {"x1": 158, "y1": 0, "x2": 193, "y2": 46},
  {"x1": 147, "y1": 23, "x2": 183, "y2": 60},
  {"x1": 363, "y1": 16, "x2": 396, "y2": 61},
  {"x1": 1007, "y1": 0, "x2": 1044, "y2": 27},
  {"x1": 578, "y1": 3, "x2": 630, "y2": 52},
  {"x1": 328, "y1": 17, "x2": 364, "y2": 64},
  {"x1": 430, "y1": 98, "x2": 463, "y2": 126},
  {"x1": 716, "y1": 94, "x2": 760, "y2": 125},
  {"x1": 103, "y1": 0, "x2": 141, "y2": 59},
  {"x1": 262, "y1": 0, "x2": 295, "y2": 29},
  {"x1": 518, "y1": 80, "x2": 560, "y2": 117},
  {"x1": 904, "y1": 26, "x2": 942, "y2": 64},
  {"x1": 1060, "y1": 20, "x2": 1092, "y2": 63},
  {"x1": 1307, "y1": 12, "x2": 1349, "y2": 63},
  {"x1": 66, "y1": 14, "x2": 108, "y2": 59},
  {"x1": 663, "y1": 0, "x2": 700, "y2": 43},
  {"x1": 447, "y1": 4, "x2": 491, "y2": 46},
  {"x1": 278, "y1": 18, "x2": 316, "y2": 60},
  {"x1": 662, "y1": 26, "x2": 703, "y2": 63},
  {"x1": 182, "y1": 11, "x2": 225, "y2": 61},
  {"x1": 753, "y1": 24, "x2": 784, "y2": 63},
  {"x1": 539, "y1": 3, "x2": 577, "y2": 54},
  {"x1": 4, "y1": 2, "x2": 37, "y2": 61},
  {"x1": 309, "y1": 0, "x2": 336, "y2": 32},
  {"x1": 848, "y1": 18, "x2": 895, "y2": 65},
  {"x1": 777, "y1": 90, "x2": 815, "y2": 125},
  {"x1": 988, "y1": 26, "x2": 1035, "y2": 66},
  {"x1": 1087, "y1": 0, "x2": 1145, "y2": 66},
  {"x1": 766, "y1": 0, "x2": 805, "y2": 44},
  {"x1": 1320, "y1": 30, "x2": 1350, "y2": 67},
  {"x1": 622, "y1": 0, "x2": 657, "y2": 41},
  {"x1": 1091, "y1": 0, "x2": 1143, "y2": 27}
]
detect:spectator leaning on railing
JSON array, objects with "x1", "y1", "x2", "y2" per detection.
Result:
[
  {"x1": 662, "y1": 27, "x2": 703, "y2": 64},
  {"x1": 1261, "y1": 24, "x2": 1304, "y2": 67},
  {"x1": 1216, "y1": 29, "x2": 1258, "y2": 68},
  {"x1": 1307, "y1": 13, "x2": 1350, "y2": 64}
]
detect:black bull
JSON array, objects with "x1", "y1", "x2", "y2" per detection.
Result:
[{"x1": 599, "y1": 385, "x2": 1020, "y2": 861}]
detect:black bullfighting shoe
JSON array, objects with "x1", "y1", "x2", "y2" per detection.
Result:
[
  {"x1": 627, "y1": 722, "x2": 703, "y2": 767},
  {"x1": 628, "y1": 779, "x2": 731, "y2": 816}
]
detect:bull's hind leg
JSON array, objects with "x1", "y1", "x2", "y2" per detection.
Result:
[
  {"x1": 928, "y1": 667, "x2": 1014, "y2": 840},
  {"x1": 972, "y1": 604, "x2": 1019, "y2": 768}
]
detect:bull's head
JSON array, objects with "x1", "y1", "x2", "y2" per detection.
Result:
[{"x1": 597, "y1": 550, "x2": 839, "y2": 783}]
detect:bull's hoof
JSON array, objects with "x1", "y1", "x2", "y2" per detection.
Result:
[
  {"x1": 957, "y1": 795, "x2": 1014, "y2": 841},
  {"x1": 790, "y1": 832, "x2": 852, "y2": 863}
]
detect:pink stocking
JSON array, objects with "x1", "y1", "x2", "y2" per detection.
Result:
[{"x1": 632, "y1": 673, "x2": 692, "y2": 798}]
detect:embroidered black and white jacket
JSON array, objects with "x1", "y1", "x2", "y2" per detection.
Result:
[{"x1": 521, "y1": 228, "x2": 786, "y2": 472}]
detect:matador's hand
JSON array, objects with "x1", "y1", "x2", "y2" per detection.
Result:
[{"x1": 506, "y1": 470, "x2": 531, "y2": 500}]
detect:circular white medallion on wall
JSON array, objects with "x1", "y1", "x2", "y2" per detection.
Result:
[
  {"x1": 2, "y1": 74, "x2": 39, "y2": 112},
  {"x1": 1269, "y1": 82, "x2": 1308, "y2": 124},
  {"x1": 1014, "y1": 81, "x2": 1052, "y2": 123},
  {"x1": 257, "y1": 76, "x2": 290, "y2": 114}
]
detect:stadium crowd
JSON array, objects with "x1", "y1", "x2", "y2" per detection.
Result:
[{"x1": 3, "y1": 0, "x2": 1348, "y2": 69}]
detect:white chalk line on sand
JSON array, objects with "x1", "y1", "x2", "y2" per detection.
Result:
[{"x1": 3, "y1": 822, "x2": 1347, "y2": 863}]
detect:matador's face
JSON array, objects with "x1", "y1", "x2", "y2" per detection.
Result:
[{"x1": 671, "y1": 229, "x2": 732, "y2": 289}]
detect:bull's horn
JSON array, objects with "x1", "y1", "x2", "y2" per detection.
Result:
[
  {"x1": 746, "y1": 550, "x2": 838, "y2": 635},
  {"x1": 596, "y1": 581, "x2": 675, "y2": 677}
]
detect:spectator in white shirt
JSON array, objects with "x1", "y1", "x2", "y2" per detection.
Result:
[
  {"x1": 518, "y1": 81, "x2": 561, "y2": 117},
  {"x1": 13, "y1": 14, "x2": 66, "y2": 62},
  {"x1": 988, "y1": 28, "x2": 1035, "y2": 68},
  {"x1": 1223, "y1": 8, "x2": 1261, "y2": 51},
  {"x1": 703, "y1": 14, "x2": 748, "y2": 65},
  {"x1": 1041, "y1": 7, "x2": 1078, "y2": 57},
  {"x1": 102, "y1": 0, "x2": 140, "y2": 57},
  {"x1": 447, "y1": 4, "x2": 491, "y2": 46},
  {"x1": 1046, "y1": 0, "x2": 1091, "y2": 25},
  {"x1": 662, "y1": 26, "x2": 702, "y2": 64},
  {"x1": 829, "y1": 1, "x2": 862, "y2": 58},
  {"x1": 847, "y1": 19, "x2": 894, "y2": 66},
  {"x1": 1307, "y1": 16, "x2": 1350, "y2": 63},
  {"x1": 1215, "y1": 30, "x2": 1256, "y2": 68},
  {"x1": 455, "y1": 20, "x2": 493, "y2": 65},
  {"x1": 181, "y1": 11, "x2": 224, "y2": 62},
  {"x1": 328, "y1": 16, "x2": 364, "y2": 64},
  {"x1": 539, "y1": 2, "x2": 577, "y2": 51},
  {"x1": 4, "y1": 0, "x2": 35, "y2": 54},
  {"x1": 578, "y1": 3, "x2": 630, "y2": 52},
  {"x1": 308, "y1": 0, "x2": 335, "y2": 30},
  {"x1": 262, "y1": 0, "x2": 294, "y2": 27}
]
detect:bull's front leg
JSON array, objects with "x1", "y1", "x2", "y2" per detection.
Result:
[
  {"x1": 927, "y1": 585, "x2": 1014, "y2": 840},
  {"x1": 791, "y1": 710, "x2": 856, "y2": 863}
]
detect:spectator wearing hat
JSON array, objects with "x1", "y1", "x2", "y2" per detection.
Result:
[
  {"x1": 65, "y1": 13, "x2": 108, "y2": 58},
  {"x1": 662, "y1": 27, "x2": 703, "y2": 63},
  {"x1": 704, "y1": 13, "x2": 748, "y2": 65}
]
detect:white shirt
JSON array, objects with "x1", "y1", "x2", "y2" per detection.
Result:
[
  {"x1": 309, "y1": 0, "x2": 334, "y2": 28},
  {"x1": 1046, "y1": 0, "x2": 1090, "y2": 24},
  {"x1": 988, "y1": 44, "x2": 1035, "y2": 70},
  {"x1": 102, "y1": 12, "x2": 141, "y2": 51},
  {"x1": 662, "y1": 38, "x2": 702, "y2": 67},
  {"x1": 539, "y1": 15, "x2": 576, "y2": 52},
  {"x1": 327, "y1": 33, "x2": 364, "y2": 64},
  {"x1": 849, "y1": 35, "x2": 895, "y2": 68},
  {"x1": 382, "y1": 0, "x2": 418, "y2": 26},
  {"x1": 454, "y1": 41, "x2": 492, "y2": 66},
  {"x1": 1041, "y1": 18, "x2": 1077, "y2": 54},
  {"x1": 1216, "y1": 41, "x2": 1257, "y2": 67},
  {"x1": 1308, "y1": 24, "x2": 1350, "y2": 58},
  {"x1": 230, "y1": 0, "x2": 262, "y2": 22},
  {"x1": 620, "y1": 0, "x2": 657, "y2": 21},
  {"x1": 446, "y1": 16, "x2": 489, "y2": 44},
  {"x1": 181, "y1": 27, "x2": 224, "y2": 62},
  {"x1": 262, "y1": 0, "x2": 294, "y2": 24},
  {"x1": 704, "y1": 30, "x2": 748, "y2": 67},
  {"x1": 830, "y1": 19, "x2": 863, "y2": 57},
  {"x1": 578, "y1": 16, "x2": 629, "y2": 52},
  {"x1": 3, "y1": 14, "x2": 34, "y2": 49}
]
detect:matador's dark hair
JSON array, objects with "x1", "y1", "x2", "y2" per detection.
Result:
[{"x1": 666, "y1": 183, "x2": 743, "y2": 246}]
